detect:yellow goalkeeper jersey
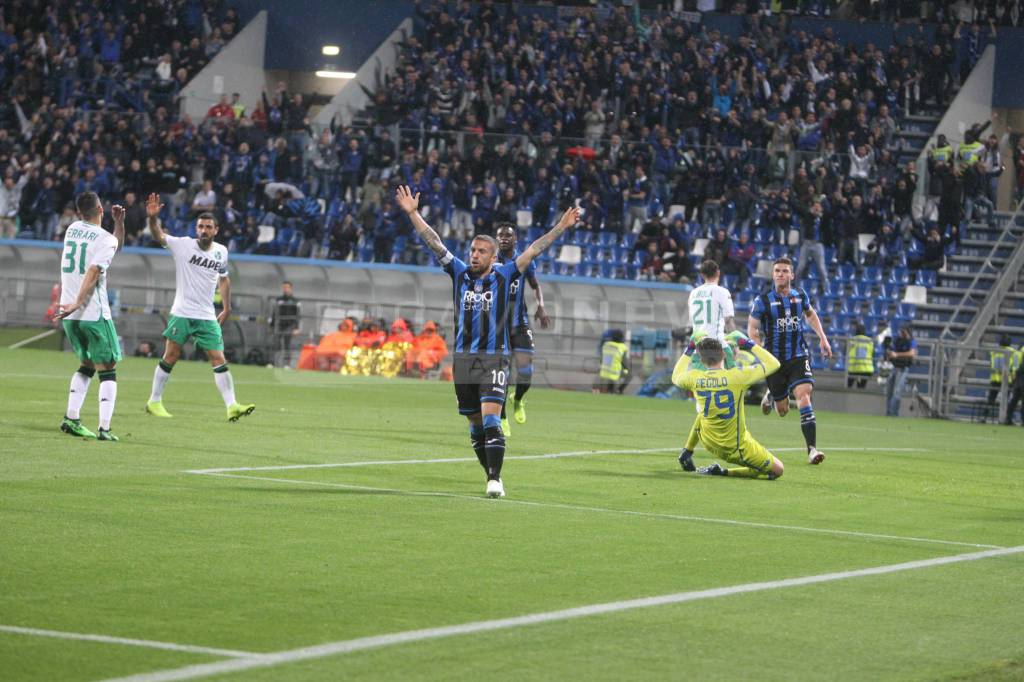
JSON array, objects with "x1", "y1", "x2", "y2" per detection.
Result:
[{"x1": 671, "y1": 345, "x2": 780, "y2": 452}]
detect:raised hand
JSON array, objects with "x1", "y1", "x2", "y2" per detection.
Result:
[
  {"x1": 395, "y1": 185, "x2": 420, "y2": 214},
  {"x1": 556, "y1": 205, "x2": 581, "y2": 229},
  {"x1": 145, "y1": 193, "x2": 163, "y2": 218},
  {"x1": 110, "y1": 204, "x2": 125, "y2": 223}
]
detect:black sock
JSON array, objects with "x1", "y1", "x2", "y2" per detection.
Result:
[
  {"x1": 799, "y1": 406, "x2": 816, "y2": 449},
  {"x1": 514, "y1": 365, "x2": 533, "y2": 401},
  {"x1": 484, "y1": 426, "x2": 505, "y2": 481},
  {"x1": 471, "y1": 425, "x2": 487, "y2": 466}
]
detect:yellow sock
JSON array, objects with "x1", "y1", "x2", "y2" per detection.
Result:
[
  {"x1": 726, "y1": 466, "x2": 763, "y2": 478},
  {"x1": 685, "y1": 418, "x2": 701, "y2": 450}
]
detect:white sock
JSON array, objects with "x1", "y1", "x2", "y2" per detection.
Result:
[
  {"x1": 98, "y1": 373, "x2": 117, "y2": 430},
  {"x1": 213, "y1": 365, "x2": 236, "y2": 407},
  {"x1": 66, "y1": 370, "x2": 92, "y2": 420},
  {"x1": 150, "y1": 362, "x2": 172, "y2": 402}
]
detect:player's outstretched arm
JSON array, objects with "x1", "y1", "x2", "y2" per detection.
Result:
[
  {"x1": 804, "y1": 307, "x2": 832, "y2": 358},
  {"x1": 671, "y1": 340, "x2": 697, "y2": 388},
  {"x1": 53, "y1": 266, "x2": 101, "y2": 320},
  {"x1": 516, "y1": 206, "x2": 581, "y2": 273},
  {"x1": 396, "y1": 185, "x2": 450, "y2": 262},
  {"x1": 110, "y1": 204, "x2": 126, "y2": 250},
  {"x1": 746, "y1": 315, "x2": 762, "y2": 346},
  {"x1": 145, "y1": 193, "x2": 168, "y2": 247}
]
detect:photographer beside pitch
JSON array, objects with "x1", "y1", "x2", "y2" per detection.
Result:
[{"x1": 672, "y1": 332, "x2": 784, "y2": 479}]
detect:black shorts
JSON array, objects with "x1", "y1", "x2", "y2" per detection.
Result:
[
  {"x1": 453, "y1": 355, "x2": 511, "y2": 415},
  {"x1": 509, "y1": 324, "x2": 535, "y2": 354},
  {"x1": 766, "y1": 356, "x2": 814, "y2": 401}
]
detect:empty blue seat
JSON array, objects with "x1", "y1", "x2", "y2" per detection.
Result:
[
  {"x1": 915, "y1": 270, "x2": 937, "y2": 287},
  {"x1": 734, "y1": 290, "x2": 754, "y2": 312},
  {"x1": 621, "y1": 233, "x2": 637, "y2": 249},
  {"x1": 837, "y1": 263, "x2": 856, "y2": 281},
  {"x1": 897, "y1": 303, "x2": 917, "y2": 320},
  {"x1": 599, "y1": 262, "x2": 615, "y2": 279},
  {"x1": 862, "y1": 265, "x2": 883, "y2": 283},
  {"x1": 598, "y1": 231, "x2": 618, "y2": 247},
  {"x1": 870, "y1": 299, "x2": 889, "y2": 316},
  {"x1": 889, "y1": 266, "x2": 910, "y2": 284},
  {"x1": 754, "y1": 227, "x2": 774, "y2": 244},
  {"x1": 881, "y1": 281, "x2": 902, "y2": 301}
]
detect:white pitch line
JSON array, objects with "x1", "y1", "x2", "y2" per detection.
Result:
[
  {"x1": 184, "y1": 446, "x2": 930, "y2": 475},
  {"x1": 99, "y1": 544, "x2": 1024, "y2": 682},
  {"x1": 196, "y1": 472, "x2": 1001, "y2": 550},
  {"x1": 0, "y1": 625, "x2": 258, "y2": 658}
]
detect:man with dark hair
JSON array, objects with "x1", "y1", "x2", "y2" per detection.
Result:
[
  {"x1": 395, "y1": 185, "x2": 579, "y2": 498},
  {"x1": 143, "y1": 195, "x2": 255, "y2": 422},
  {"x1": 748, "y1": 257, "x2": 832, "y2": 465},
  {"x1": 885, "y1": 325, "x2": 917, "y2": 417},
  {"x1": 270, "y1": 281, "x2": 301, "y2": 367},
  {"x1": 495, "y1": 222, "x2": 550, "y2": 432},
  {"x1": 53, "y1": 191, "x2": 126, "y2": 440},
  {"x1": 594, "y1": 329, "x2": 630, "y2": 394},
  {"x1": 672, "y1": 333, "x2": 785, "y2": 479}
]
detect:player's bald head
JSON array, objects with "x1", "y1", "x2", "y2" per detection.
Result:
[{"x1": 696, "y1": 337, "x2": 725, "y2": 366}]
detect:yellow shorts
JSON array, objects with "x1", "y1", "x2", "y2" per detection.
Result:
[{"x1": 707, "y1": 431, "x2": 776, "y2": 474}]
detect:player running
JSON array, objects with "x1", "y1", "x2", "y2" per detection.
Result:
[
  {"x1": 396, "y1": 185, "x2": 579, "y2": 498},
  {"x1": 678, "y1": 260, "x2": 735, "y2": 472},
  {"x1": 748, "y1": 256, "x2": 832, "y2": 464},
  {"x1": 495, "y1": 222, "x2": 551, "y2": 434},
  {"x1": 54, "y1": 192, "x2": 125, "y2": 441},
  {"x1": 142, "y1": 194, "x2": 255, "y2": 422},
  {"x1": 672, "y1": 333, "x2": 784, "y2": 479}
]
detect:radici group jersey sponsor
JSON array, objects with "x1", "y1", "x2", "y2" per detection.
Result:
[{"x1": 441, "y1": 253, "x2": 521, "y2": 355}]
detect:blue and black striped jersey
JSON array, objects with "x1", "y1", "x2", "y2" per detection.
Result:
[
  {"x1": 443, "y1": 254, "x2": 521, "y2": 355},
  {"x1": 750, "y1": 287, "x2": 813, "y2": 361},
  {"x1": 500, "y1": 251, "x2": 536, "y2": 329}
]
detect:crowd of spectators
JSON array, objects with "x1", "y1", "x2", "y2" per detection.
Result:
[
  {"x1": 303, "y1": 316, "x2": 449, "y2": 379},
  {"x1": 1, "y1": 0, "x2": 1020, "y2": 293}
]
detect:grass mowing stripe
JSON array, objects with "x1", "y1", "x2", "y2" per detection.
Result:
[
  {"x1": 184, "y1": 446, "x2": 931, "y2": 474},
  {"x1": 98, "y1": 545, "x2": 1024, "y2": 682},
  {"x1": 0, "y1": 625, "x2": 258, "y2": 658},
  {"x1": 194, "y1": 472, "x2": 1002, "y2": 550}
]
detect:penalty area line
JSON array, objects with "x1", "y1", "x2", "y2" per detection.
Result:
[
  {"x1": 184, "y1": 446, "x2": 931, "y2": 475},
  {"x1": 192, "y1": 472, "x2": 1001, "y2": 550},
  {"x1": 0, "y1": 624, "x2": 259, "y2": 658},
  {"x1": 99, "y1": 544, "x2": 1024, "y2": 682}
]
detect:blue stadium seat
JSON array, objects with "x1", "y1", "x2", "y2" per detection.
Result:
[
  {"x1": 754, "y1": 227, "x2": 773, "y2": 244},
  {"x1": 915, "y1": 270, "x2": 937, "y2": 287},
  {"x1": 598, "y1": 231, "x2": 618, "y2": 247},
  {"x1": 862, "y1": 265, "x2": 883, "y2": 284},
  {"x1": 870, "y1": 299, "x2": 890, "y2": 316},
  {"x1": 621, "y1": 233, "x2": 637, "y2": 249},
  {"x1": 896, "y1": 303, "x2": 917, "y2": 322},
  {"x1": 889, "y1": 266, "x2": 910, "y2": 284},
  {"x1": 599, "y1": 262, "x2": 615, "y2": 279},
  {"x1": 550, "y1": 261, "x2": 564, "y2": 276},
  {"x1": 721, "y1": 274, "x2": 738, "y2": 291},
  {"x1": 837, "y1": 263, "x2": 856, "y2": 282},
  {"x1": 734, "y1": 290, "x2": 754, "y2": 312},
  {"x1": 881, "y1": 281, "x2": 902, "y2": 301}
]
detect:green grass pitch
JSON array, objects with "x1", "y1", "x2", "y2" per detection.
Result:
[{"x1": 1, "y1": 347, "x2": 1023, "y2": 681}]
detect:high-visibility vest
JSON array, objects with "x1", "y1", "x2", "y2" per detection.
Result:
[
  {"x1": 599, "y1": 341, "x2": 630, "y2": 381},
  {"x1": 957, "y1": 141, "x2": 984, "y2": 166},
  {"x1": 930, "y1": 145, "x2": 954, "y2": 163},
  {"x1": 846, "y1": 335, "x2": 874, "y2": 374},
  {"x1": 990, "y1": 345, "x2": 1015, "y2": 383}
]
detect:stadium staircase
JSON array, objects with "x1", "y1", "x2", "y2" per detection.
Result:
[{"x1": 922, "y1": 205, "x2": 1024, "y2": 420}]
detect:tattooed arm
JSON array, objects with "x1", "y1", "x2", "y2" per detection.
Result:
[
  {"x1": 395, "y1": 185, "x2": 452, "y2": 263},
  {"x1": 515, "y1": 205, "x2": 581, "y2": 273}
]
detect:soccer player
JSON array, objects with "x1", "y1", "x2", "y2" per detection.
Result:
[
  {"x1": 747, "y1": 257, "x2": 832, "y2": 464},
  {"x1": 495, "y1": 222, "x2": 551, "y2": 433},
  {"x1": 142, "y1": 194, "x2": 255, "y2": 421},
  {"x1": 678, "y1": 260, "x2": 736, "y2": 471},
  {"x1": 54, "y1": 192, "x2": 125, "y2": 441},
  {"x1": 395, "y1": 185, "x2": 579, "y2": 498},
  {"x1": 672, "y1": 334, "x2": 784, "y2": 479}
]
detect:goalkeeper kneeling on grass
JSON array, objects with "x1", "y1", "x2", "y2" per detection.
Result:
[{"x1": 673, "y1": 332, "x2": 784, "y2": 479}]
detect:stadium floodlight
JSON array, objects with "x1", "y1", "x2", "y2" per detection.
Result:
[
  {"x1": 315, "y1": 70, "x2": 356, "y2": 79},
  {"x1": 321, "y1": 45, "x2": 340, "y2": 56}
]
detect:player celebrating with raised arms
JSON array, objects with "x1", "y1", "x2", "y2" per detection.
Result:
[
  {"x1": 672, "y1": 333, "x2": 784, "y2": 479},
  {"x1": 54, "y1": 191, "x2": 125, "y2": 441},
  {"x1": 142, "y1": 194, "x2": 255, "y2": 422},
  {"x1": 396, "y1": 185, "x2": 579, "y2": 498},
  {"x1": 748, "y1": 257, "x2": 831, "y2": 464}
]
